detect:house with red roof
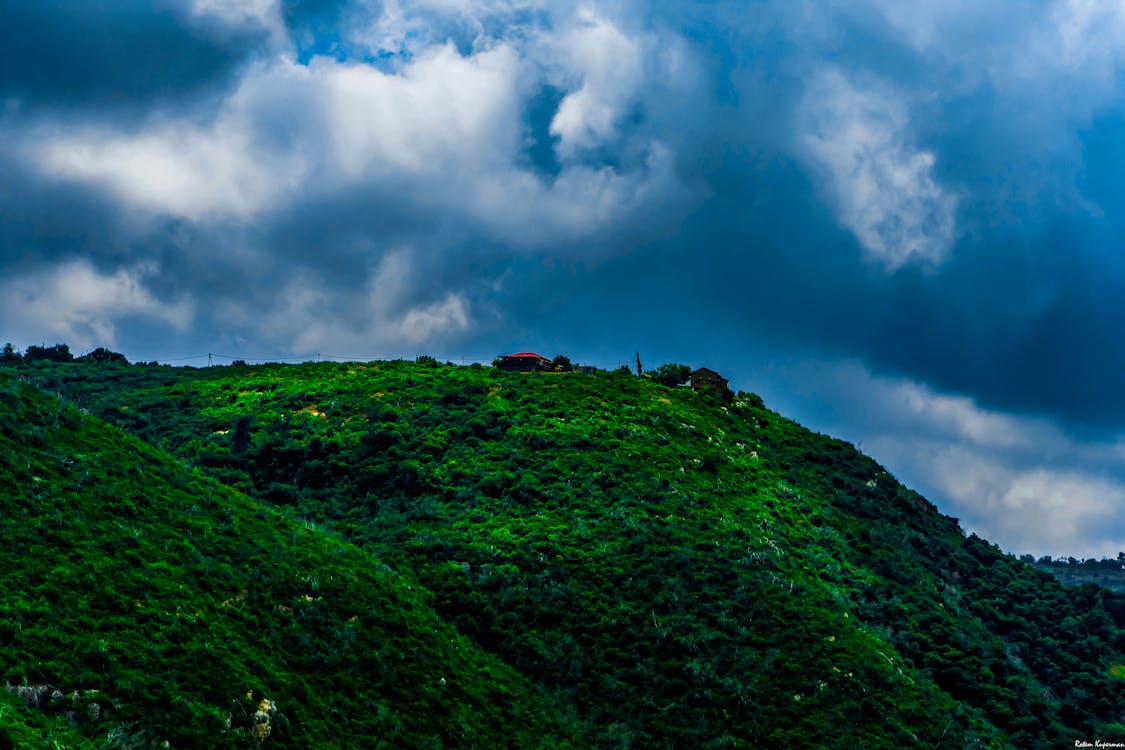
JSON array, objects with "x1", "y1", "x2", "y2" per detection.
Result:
[{"x1": 495, "y1": 352, "x2": 552, "y2": 372}]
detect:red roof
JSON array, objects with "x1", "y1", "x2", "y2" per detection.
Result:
[{"x1": 505, "y1": 352, "x2": 547, "y2": 358}]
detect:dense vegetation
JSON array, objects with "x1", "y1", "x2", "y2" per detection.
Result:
[
  {"x1": 0, "y1": 370, "x2": 578, "y2": 748},
  {"x1": 6, "y1": 353, "x2": 1125, "y2": 747}
]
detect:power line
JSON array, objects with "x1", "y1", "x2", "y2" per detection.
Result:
[{"x1": 156, "y1": 354, "x2": 210, "y2": 362}]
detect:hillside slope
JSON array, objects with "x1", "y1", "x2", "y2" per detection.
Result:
[
  {"x1": 17, "y1": 358, "x2": 1125, "y2": 748},
  {"x1": 0, "y1": 370, "x2": 580, "y2": 748}
]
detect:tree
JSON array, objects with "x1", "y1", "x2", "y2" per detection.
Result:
[
  {"x1": 24, "y1": 344, "x2": 73, "y2": 362},
  {"x1": 0, "y1": 343, "x2": 20, "y2": 362},
  {"x1": 551, "y1": 355, "x2": 573, "y2": 372},
  {"x1": 648, "y1": 363, "x2": 691, "y2": 388},
  {"x1": 78, "y1": 347, "x2": 128, "y2": 364}
]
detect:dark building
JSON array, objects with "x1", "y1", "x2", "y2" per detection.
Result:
[
  {"x1": 690, "y1": 367, "x2": 729, "y2": 393},
  {"x1": 496, "y1": 352, "x2": 552, "y2": 372}
]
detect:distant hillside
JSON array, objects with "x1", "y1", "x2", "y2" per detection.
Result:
[
  {"x1": 1031, "y1": 557, "x2": 1125, "y2": 594},
  {"x1": 11, "y1": 358, "x2": 1125, "y2": 748},
  {"x1": 0, "y1": 370, "x2": 580, "y2": 748}
]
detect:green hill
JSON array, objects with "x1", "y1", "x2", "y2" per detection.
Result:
[
  {"x1": 9, "y1": 358, "x2": 1125, "y2": 747},
  {"x1": 1032, "y1": 557, "x2": 1125, "y2": 593},
  {"x1": 0, "y1": 370, "x2": 580, "y2": 748}
]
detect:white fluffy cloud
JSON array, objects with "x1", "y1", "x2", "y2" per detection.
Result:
[
  {"x1": 918, "y1": 449, "x2": 1125, "y2": 558},
  {"x1": 800, "y1": 70, "x2": 958, "y2": 270},
  {"x1": 302, "y1": 44, "x2": 522, "y2": 177},
  {"x1": 37, "y1": 121, "x2": 304, "y2": 221},
  {"x1": 26, "y1": 18, "x2": 692, "y2": 248},
  {"x1": 763, "y1": 358, "x2": 1125, "y2": 557},
  {"x1": 31, "y1": 42, "x2": 521, "y2": 221},
  {"x1": 229, "y1": 250, "x2": 471, "y2": 355},
  {"x1": 190, "y1": 0, "x2": 286, "y2": 40},
  {"x1": 545, "y1": 8, "x2": 647, "y2": 155},
  {"x1": 1040, "y1": 0, "x2": 1125, "y2": 78},
  {"x1": 0, "y1": 260, "x2": 193, "y2": 351}
]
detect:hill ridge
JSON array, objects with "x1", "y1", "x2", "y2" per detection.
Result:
[{"x1": 6, "y1": 358, "x2": 1125, "y2": 747}]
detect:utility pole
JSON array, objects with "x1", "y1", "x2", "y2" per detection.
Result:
[{"x1": 635, "y1": 352, "x2": 643, "y2": 377}]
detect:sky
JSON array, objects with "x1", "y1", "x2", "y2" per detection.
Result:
[{"x1": 4, "y1": 0, "x2": 1125, "y2": 558}]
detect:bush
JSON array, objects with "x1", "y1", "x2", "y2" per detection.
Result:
[{"x1": 739, "y1": 391, "x2": 765, "y2": 408}]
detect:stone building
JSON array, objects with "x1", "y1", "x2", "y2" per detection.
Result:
[{"x1": 690, "y1": 367, "x2": 729, "y2": 393}]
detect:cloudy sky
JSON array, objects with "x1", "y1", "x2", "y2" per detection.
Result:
[{"x1": 5, "y1": 0, "x2": 1125, "y2": 558}]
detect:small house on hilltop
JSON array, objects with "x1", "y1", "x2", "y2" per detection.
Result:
[
  {"x1": 690, "y1": 367, "x2": 729, "y2": 393},
  {"x1": 496, "y1": 352, "x2": 552, "y2": 372}
]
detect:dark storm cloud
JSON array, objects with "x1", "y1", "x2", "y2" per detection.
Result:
[
  {"x1": 628, "y1": 182, "x2": 1125, "y2": 432},
  {"x1": 0, "y1": 1, "x2": 269, "y2": 111},
  {"x1": 597, "y1": 1, "x2": 1125, "y2": 435},
  {"x1": 0, "y1": 156, "x2": 119, "y2": 269}
]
